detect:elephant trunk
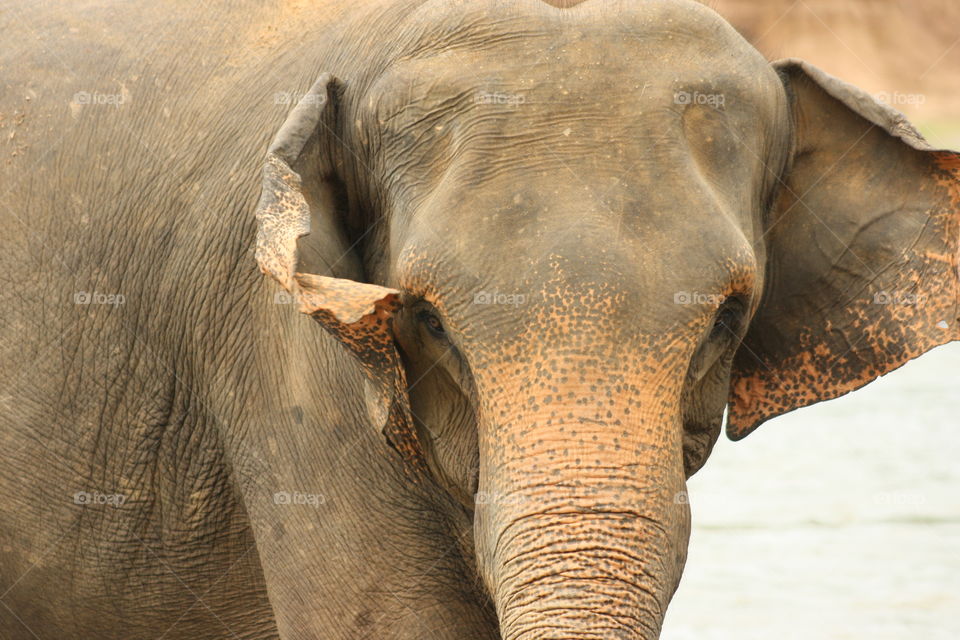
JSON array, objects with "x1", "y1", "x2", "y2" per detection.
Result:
[
  {"x1": 491, "y1": 509, "x2": 684, "y2": 640},
  {"x1": 474, "y1": 359, "x2": 690, "y2": 640}
]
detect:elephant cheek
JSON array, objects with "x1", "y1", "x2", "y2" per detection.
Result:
[{"x1": 472, "y1": 362, "x2": 690, "y2": 640}]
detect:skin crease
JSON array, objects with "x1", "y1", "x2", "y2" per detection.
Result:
[{"x1": 1, "y1": 1, "x2": 958, "y2": 640}]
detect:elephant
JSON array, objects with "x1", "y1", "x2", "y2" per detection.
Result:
[{"x1": 0, "y1": 0, "x2": 957, "y2": 638}]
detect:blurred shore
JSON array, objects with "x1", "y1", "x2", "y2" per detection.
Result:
[{"x1": 708, "y1": 0, "x2": 960, "y2": 148}]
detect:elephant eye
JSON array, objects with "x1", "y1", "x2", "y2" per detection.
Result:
[{"x1": 417, "y1": 309, "x2": 446, "y2": 338}]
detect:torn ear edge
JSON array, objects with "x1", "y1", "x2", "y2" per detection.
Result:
[
  {"x1": 296, "y1": 274, "x2": 429, "y2": 480},
  {"x1": 253, "y1": 73, "x2": 429, "y2": 479},
  {"x1": 726, "y1": 60, "x2": 960, "y2": 440}
]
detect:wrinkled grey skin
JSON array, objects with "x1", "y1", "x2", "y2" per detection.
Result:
[{"x1": 1, "y1": 0, "x2": 957, "y2": 639}]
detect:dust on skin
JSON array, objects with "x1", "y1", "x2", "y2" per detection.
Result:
[
  {"x1": 1, "y1": 109, "x2": 29, "y2": 161},
  {"x1": 226, "y1": 0, "x2": 350, "y2": 67}
]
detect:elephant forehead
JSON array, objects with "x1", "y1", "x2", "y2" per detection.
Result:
[
  {"x1": 361, "y1": 4, "x2": 785, "y2": 242},
  {"x1": 360, "y1": 0, "x2": 778, "y2": 151},
  {"x1": 365, "y1": 29, "x2": 770, "y2": 135},
  {"x1": 400, "y1": 0, "x2": 755, "y2": 59}
]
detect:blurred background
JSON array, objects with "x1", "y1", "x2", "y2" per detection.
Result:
[
  {"x1": 663, "y1": 2, "x2": 960, "y2": 638},
  {"x1": 711, "y1": 0, "x2": 960, "y2": 146}
]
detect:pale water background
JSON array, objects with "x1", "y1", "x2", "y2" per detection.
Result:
[{"x1": 662, "y1": 342, "x2": 960, "y2": 639}]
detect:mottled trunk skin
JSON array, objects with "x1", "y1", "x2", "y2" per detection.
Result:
[{"x1": 473, "y1": 354, "x2": 691, "y2": 640}]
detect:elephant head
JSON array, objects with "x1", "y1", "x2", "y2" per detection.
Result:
[{"x1": 254, "y1": 1, "x2": 959, "y2": 637}]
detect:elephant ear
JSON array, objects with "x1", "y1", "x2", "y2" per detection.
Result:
[
  {"x1": 255, "y1": 73, "x2": 427, "y2": 478},
  {"x1": 728, "y1": 59, "x2": 960, "y2": 440}
]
